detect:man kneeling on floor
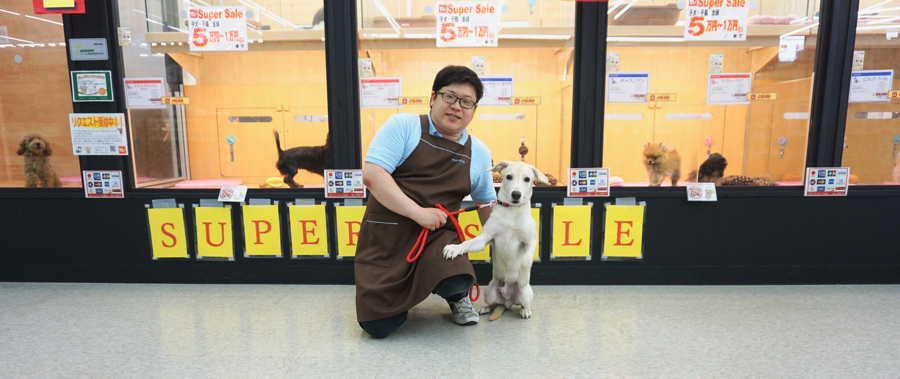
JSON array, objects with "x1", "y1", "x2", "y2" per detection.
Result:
[{"x1": 355, "y1": 65, "x2": 496, "y2": 338}]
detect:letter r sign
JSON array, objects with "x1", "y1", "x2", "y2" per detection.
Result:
[{"x1": 602, "y1": 204, "x2": 645, "y2": 259}]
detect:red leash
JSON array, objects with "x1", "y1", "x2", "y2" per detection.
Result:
[{"x1": 406, "y1": 202, "x2": 493, "y2": 302}]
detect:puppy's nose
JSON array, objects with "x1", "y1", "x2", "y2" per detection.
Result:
[{"x1": 511, "y1": 191, "x2": 521, "y2": 200}]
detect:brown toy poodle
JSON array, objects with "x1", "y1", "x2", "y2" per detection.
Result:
[{"x1": 17, "y1": 132, "x2": 62, "y2": 187}]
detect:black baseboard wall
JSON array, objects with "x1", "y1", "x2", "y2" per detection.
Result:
[{"x1": 2, "y1": 186, "x2": 899, "y2": 285}]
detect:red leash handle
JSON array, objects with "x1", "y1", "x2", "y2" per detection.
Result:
[{"x1": 406, "y1": 204, "x2": 485, "y2": 302}]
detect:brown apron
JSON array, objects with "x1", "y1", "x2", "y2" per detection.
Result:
[{"x1": 355, "y1": 114, "x2": 476, "y2": 322}]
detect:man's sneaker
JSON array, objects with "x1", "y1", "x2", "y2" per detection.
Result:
[{"x1": 448, "y1": 296, "x2": 479, "y2": 325}]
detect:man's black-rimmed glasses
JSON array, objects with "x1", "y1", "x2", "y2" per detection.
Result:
[{"x1": 435, "y1": 91, "x2": 477, "y2": 109}]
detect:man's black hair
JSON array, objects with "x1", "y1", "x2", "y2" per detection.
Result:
[{"x1": 432, "y1": 65, "x2": 484, "y2": 102}]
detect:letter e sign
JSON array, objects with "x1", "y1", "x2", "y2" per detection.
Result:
[{"x1": 602, "y1": 205, "x2": 645, "y2": 259}]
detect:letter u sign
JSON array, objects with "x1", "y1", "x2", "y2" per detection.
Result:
[{"x1": 195, "y1": 206, "x2": 234, "y2": 259}]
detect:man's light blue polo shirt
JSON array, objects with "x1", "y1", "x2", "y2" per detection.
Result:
[{"x1": 364, "y1": 112, "x2": 497, "y2": 203}]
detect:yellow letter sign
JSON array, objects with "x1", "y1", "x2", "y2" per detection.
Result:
[
  {"x1": 147, "y1": 208, "x2": 188, "y2": 259},
  {"x1": 602, "y1": 205, "x2": 645, "y2": 259},
  {"x1": 552, "y1": 205, "x2": 591, "y2": 258},
  {"x1": 242, "y1": 205, "x2": 282, "y2": 257},
  {"x1": 335, "y1": 205, "x2": 366, "y2": 258},
  {"x1": 195, "y1": 207, "x2": 233, "y2": 259},
  {"x1": 289, "y1": 204, "x2": 329, "y2": 257}
]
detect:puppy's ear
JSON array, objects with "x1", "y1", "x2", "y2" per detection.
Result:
[
  {"x1": 531, "y1": 167, "x2": 550, "y2": 185},
  {"x1": 17, "y1": 138, "x2": 27, "y2": 156},
  {"x1": 660, "y1": 143, "x2": 667, "y2": 152},
  {"x1": 486, "y1": 161, "x2": 511, "y2": 173},
  {"x1": 43, "y1": 140, "x2": 52, "y2": 156},
  {"x1": 644, "y1": 142, "x2": 649, "y2": 148}
]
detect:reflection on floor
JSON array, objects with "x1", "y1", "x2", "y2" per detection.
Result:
[{"x1": 2, "y1": 283, "x2": 899, "y2": 378}]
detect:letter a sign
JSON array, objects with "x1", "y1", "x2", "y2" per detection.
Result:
[{"x1": 602, "y1": 205, "x2": 645, "y2": 260}]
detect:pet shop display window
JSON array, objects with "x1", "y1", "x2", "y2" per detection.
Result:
[
  {"x1": 0, "y1": 5, "x2": 80, "y2": 188},
  {"x1": 356, "y1": 0, "x2": 575, "y2": 187},
  {"x1": 603, "y1": 0, "x2": 823, "y2": 187},
  {"x1": 840, "y1": 0, "x2": 900, "y2": 186},
  {"x1": 119, "y1": 0, "x2": 330, "y2": 189}
]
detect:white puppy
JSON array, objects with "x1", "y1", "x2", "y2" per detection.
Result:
[{"x1": 443, "y1": 161, "x2": 548, "y2": 320}]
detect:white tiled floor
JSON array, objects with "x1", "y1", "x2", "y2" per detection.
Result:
[{"x1": 2, "y1": 283, "x2": 899, "y2": 378}]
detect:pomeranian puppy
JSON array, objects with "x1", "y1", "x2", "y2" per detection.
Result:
[
  {"x1": 642, "y1": 142, "x2": 681, "y2": 186},
  {"x1": 893, "y1": 151, "x2": 900, "y2": 184},
  {"x1": 698, "y1": 153, "x2": 728, "y2": 185}
]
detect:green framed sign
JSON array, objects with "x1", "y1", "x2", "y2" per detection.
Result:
[{"x1": 71, "y1": 70, "x2": 114, "y2": 102}]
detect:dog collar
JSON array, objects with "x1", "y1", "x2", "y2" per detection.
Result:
[{"x1": 495, "y1": 200, "x2": 525, "y2": 207}]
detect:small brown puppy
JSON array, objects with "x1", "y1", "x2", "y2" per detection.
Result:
[
  {"x1": 698, "y1": 153, "x2": 728, "y2": 185},
  {"x1": 17, "y1": 132, "x2": 62, "y2": 187},
  {"x1": 273, "y1": 130, "x2": 330, "y2": 188},
  {"x1": 642, "y1": 142, "x2": 681, "y2": 186}
]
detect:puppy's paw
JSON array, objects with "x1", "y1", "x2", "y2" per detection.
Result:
[
  {"x1": 518, "y1": 307, "x2": 532, "y2": 319},
  {"x1": 477, "y1": 306, "x2": 493, "y2": 315},
  {"x1": 442, "y1": 244, "x2": 467, "y2": 260}
]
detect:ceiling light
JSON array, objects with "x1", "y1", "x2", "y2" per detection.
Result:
[
  {"x1": 856, "y1": 24, "x2": 900, "y2": 31},
  {"x1": 6, "y1": 36, "x2": 35, "y2": 44},
  {"x1": 499, "y1": 34, "x2": 571, "y2": 40},
  {"x1": 607, "y1": 37, "x2": 685, "y2": 42},
  {"x1": 780, "y1": 22, "x2": 819, "y2": 38},
  {"x1": 607, "y1": 0, "x2": 625, "y2": 15},
  {"x1": 614, "y1": 0, "x2": 638, "y2": 20},
  {"x1": 25, "y1": 15, "x2": 63, "y2": 26}
]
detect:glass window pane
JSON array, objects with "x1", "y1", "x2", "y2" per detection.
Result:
[
  {"x1": 358, "y1": 0, "x2": 575, "y2": 188},
  {"x1": 119, "y1": 0, "x2": 328, "y2": 189},
  {"x1": 842, "y1": 0, "x2": 900, "y2": 185},
  {"x1": 0, "y1": 6, "x2": 77, "y2": 188},
  {"x1": 605, "y1": 0, "x2": 819, "y2": 187}
]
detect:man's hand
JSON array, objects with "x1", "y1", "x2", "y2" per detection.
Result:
[{"x1": 411, "y1": 207, "x2": 447, "y2": 231}]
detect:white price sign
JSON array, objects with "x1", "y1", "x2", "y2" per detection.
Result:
[
  {"x1": 707, "y1": 73, "x2": 751, "y2": 105},
  {"x1": 124, "y1": 78, "x2": 165, "y2": 109},
  {"x1": 360, "y1": 78, "x2": 402, "y2": 108},
  {"x1": 436, "y1": 2, "x2": 501, "y2": 47},
  {"x1": 188, "y1": 6, "x2": 248, "y2": 52},
  {"x1": 479, "y1": 76, "x2": 513, "y2": 106},
  {"x1": 607, "y1": 72, "x2": 650, "y2": 103},
  {"x1": 849, "y1": 70, "x2": 893, "y2": 103}
]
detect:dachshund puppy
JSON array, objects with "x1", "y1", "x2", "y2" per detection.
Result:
[
  {"x1": 273, "y1": 130, "x2": 330, "y2": 188},
  {"x1": 698, "y1": 153, "x2": 728, "y2": 185},
  {"x1": 17, "y1": 132, "x2": 62, "y2": 187}
]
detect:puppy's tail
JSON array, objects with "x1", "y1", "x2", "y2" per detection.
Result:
[
  {"x1": 488, "y1": 305, "x2": 506, "y2": 321},
  {"x1": 273, "y1": 130, "x2": 283, "y2": 155}
]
